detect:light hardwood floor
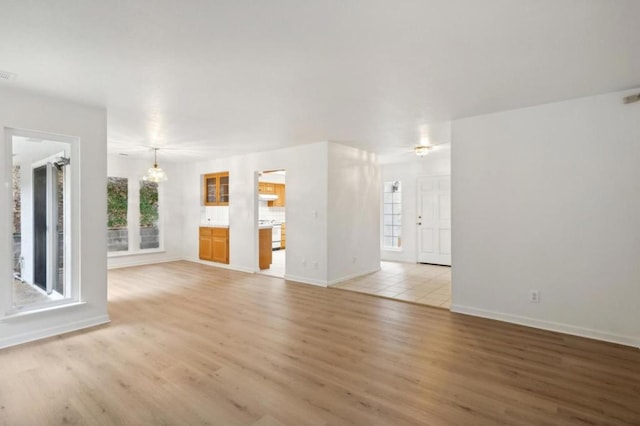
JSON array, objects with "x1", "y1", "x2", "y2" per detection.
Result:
[{"x1": 1, "y1": 261, "x2": 638, "y2": 425}]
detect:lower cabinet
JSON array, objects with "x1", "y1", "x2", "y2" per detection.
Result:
[
  {"x1": 259, "y1": 228, "x2": 272, "y2": 269},
  {"x1": 199, "y1": 227, "x2": 229, "y2": 264},
  {"x1": 281, "y1": 223, "x2": 286, "y2": 249}
]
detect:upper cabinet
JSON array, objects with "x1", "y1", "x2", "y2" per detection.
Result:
[
  {"x1": 204, "y1": 172, "x2": 230, "y2": 206},
  {"x1": 272, "y1": 184, "x2": 286, "y2": 207},
  {"x1": 258, "y1": 181, "x2": 285, "y2": 207},
  {"x1": 258, "y1": 182, "x2": 275, "y2": 195}
]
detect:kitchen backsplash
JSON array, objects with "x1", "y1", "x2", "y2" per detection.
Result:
[
  {"x1": 259, "y1": 202, "x2": 286, "y2": 222},
  {"x1": 202, "y1": 204, "x2": 285, "y2": 224},
  {"x1": 202, "y1": 206, "x2": 229, "y2": 224}
]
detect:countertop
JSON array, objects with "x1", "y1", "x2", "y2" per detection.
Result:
[{"x1": 200, "y1": 224, "x2": 229, "y2": 228}]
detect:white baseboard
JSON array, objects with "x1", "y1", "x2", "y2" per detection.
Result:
[
  {"x1": 0, "y1": 314, "x2": 110, "y2": 350},
  {"x1": 327, "y1": 267, "x2": 381, "y2": 286},
  {"x1": 451, "y1": 304, "x2": 640, "y2": 349},
  {"x1": 183, "y1": 257, "x2": 255, "y2": 274},
  {"x1": 108, "y1": 257, "x2": 183, "y2": 269},
  {"x1": 283, "y1": 274, "x2": 328, "y2": 287}
]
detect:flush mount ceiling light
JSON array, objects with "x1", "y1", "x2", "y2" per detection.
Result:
[
  {"x1": 143, "y1": 148, "x2": 168, "y2": 182},
  {"x1": 413, "y1": 145, "x2": 432, "y2": 156}
]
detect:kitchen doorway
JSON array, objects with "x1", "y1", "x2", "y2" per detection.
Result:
[{"x1": 257, "y1": 169, "x2": 286, "y2": 278}]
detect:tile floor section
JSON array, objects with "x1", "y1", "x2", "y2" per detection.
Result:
[
  {"x1": 258, "y1": 249, "x2": 286, "y2": 278},
  {"x1": 332, "y1": 261, "x2": 451, "y2": 309}
]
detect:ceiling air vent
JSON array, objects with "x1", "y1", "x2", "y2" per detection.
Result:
[{"x1": 0, "y1": 70, "x2": 17, "y2": 81}]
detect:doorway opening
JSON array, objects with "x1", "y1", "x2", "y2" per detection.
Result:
[
  {"x1": 8, "y1": 130, "x2": 77, "y2": 312},
  {"x1": 335, "y1": 175, "x2": 452, "y2": 309},
  {"x1": 257, "y1": 170, "x2": 286, "y2": 278}
]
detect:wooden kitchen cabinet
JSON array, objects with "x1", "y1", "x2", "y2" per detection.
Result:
[
  {"x1": 274, "y1": 184, "x2": 286, "y2": 207},
  {"x1": 259, "y1": 228, "x2": 272, "y2": 269},
  {"x1": 267, "y1": 183, "x2": 286, "y2": 207},
  {"x1": 258, "y1": 182, "x2": 275, "y2": 194},
  {"x1": 203, "y1": 172, "x2": 229, "y2": 206},
  {"x1": 199, "y1": 227, "x2": 213, "y2": 260},
  {"x1": 199, "y1": 227, "x2": 229, "y2": 264},
  {"x1": 280, "y1": 223, "x2": 286, "y2": 249}
]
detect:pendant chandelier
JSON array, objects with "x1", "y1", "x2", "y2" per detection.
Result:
[{"x1": 143, "y1": 148, "x2": 168, "y2": 182}]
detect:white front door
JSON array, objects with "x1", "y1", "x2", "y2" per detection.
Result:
[{"x1": 417, "y1": 176, "x2": 451, "y2": 266}]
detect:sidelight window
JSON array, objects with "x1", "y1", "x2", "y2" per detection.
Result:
[{"x1": 383, "y1": 181, "x2": 402, "y2": 249}]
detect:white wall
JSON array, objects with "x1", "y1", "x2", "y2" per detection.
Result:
[
  {"x1": 181, "y1": 142, "x2": 330, "y2": 285},
  {"x1": 327, "y1": 143, "x2": 381, "y2": 283},
  {"x1": 451, "y1": 88, "x2": 640, "y2": 347},
  {"x1": 107, "y1": 154, "x2": 185, "y2": 269},
  {"x1": 380, "y1": 148, "x2": 451, "y2": 263},
  {"x1": 0, "y1": 86, "x2": 108, "y2": 349}
]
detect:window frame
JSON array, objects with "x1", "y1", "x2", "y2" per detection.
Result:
[
  {"x1": 382, "y1": 180, "x2": 402, "y2": 251},
  {"x1": 107, "y1": 173, "x2": 165, "y2": 257},
  {"x1": 3, "y1": 128, "x2": 81, "y2": 316}
]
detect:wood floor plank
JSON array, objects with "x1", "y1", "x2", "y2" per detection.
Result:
[{"x1": 0, "y1": 260, "x2": 639, "y2": 425}]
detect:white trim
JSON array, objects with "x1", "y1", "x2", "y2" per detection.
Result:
[
  {"x1": 108, "y1": 248, "x2": 166, "y2": 258},
  {"x1": 4, "y1": 128, "x2": 81, "y2": 315},
  {"x1": 0, "y1": 314, "x2": 110, "y2": 349},
  {"x1": 107, "y1": 256, "x2": 182, "y2": 270},
  {"x1": 184, "y1": 257, "x2": 255, "y2": 274},
  {"x1": 283, "y1": 274, "x2": 327, "y2": 287},
  {"x1": 4, "y1": 300, "x2": 86, "y2": 318},
  {"x1": 382, "y1": 247, "x2": 403, "y2": 253},
  {"x1": 451, "y1": 304, "x2": 640, "y2": 349},
  {"x1": 326, "y1": 267, "x2": 381, "y2": 286}
]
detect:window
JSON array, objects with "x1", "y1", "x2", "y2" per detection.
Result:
[
  {"x1": 8, "y1": 130, "x2": 79, "y2": 313},
  {"x1": 107, "y1": 177, "x2": 129, "y2": 252},
  {"x1": 139, "y1": 181, "x2": 159, "y2": 249},
  {"x1": 383, "y1": 181, "x2": 402, "y2": 249},
  {"x1": 107, "y1": 176, "x2": 163, "y2": 254}
]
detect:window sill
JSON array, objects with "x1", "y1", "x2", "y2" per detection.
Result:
[
  {"x1": 4, "y1": 300, "x2": 86, "y2": 320},
  {"x1": 382, "y1": 247, "x2": 403, "y2": 252},
  {"x1": 108, "y1": 248, "x2": 166, "y2": 258}
]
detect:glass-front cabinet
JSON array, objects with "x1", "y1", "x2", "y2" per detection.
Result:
[{"x1": 203, "y1": 172, "x2": 229, "y2": 206}]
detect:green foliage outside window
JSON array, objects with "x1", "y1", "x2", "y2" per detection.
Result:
[
  {"x1": 107, "y1": 177, "x2": 128, "y2": 229},
  {"x1": 140, "y1": 181, "x2": 159, "y2": 227}
]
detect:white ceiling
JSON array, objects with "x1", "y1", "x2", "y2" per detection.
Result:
[{"x1": 0, "y1": 1, "x2": 638, "y2": 162}]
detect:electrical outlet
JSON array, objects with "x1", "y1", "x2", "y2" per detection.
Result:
[
  {"x1": 529, "y1": 289, "x2": 540, "y2": 303},
  {"x1": 352, "y1": 256, "x2": 357, "y2": 264},
  {"x1": 312, "y1": 260, "x2": 318, "y2": 270},
  {"x1": 301, "y1": 258, "x2": 306, "y2": 266}
]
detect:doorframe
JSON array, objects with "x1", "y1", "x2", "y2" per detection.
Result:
[
  {"x1": 3, "y1": 128, "x2": 80, "y2": 315},
  {"x1": 31, "y1": 151, "x2": 68, "y2": 295}
]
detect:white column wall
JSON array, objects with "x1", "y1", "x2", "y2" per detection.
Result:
[
  {"x1": 327, "y1": 143, "x2": 381, "y2": 284},
  {"x1": 0, "y1": 86, "x2": 108, "y2": 349},
  {"x1": 181, "y1": 142, "x2": 330, "y2": 285}
]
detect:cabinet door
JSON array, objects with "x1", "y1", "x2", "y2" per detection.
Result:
[
  {"x1": 199, "y1": 228, "x2": 213, "y2": 260},
  {"x1": 204, "y1": 174, "x2": 218, "y2": 205},
  {"x1": 218, "y1": 173, "x2": 229, "y2": 205},
  {"x1": 259, "y1": 228, "x2": 272, "y2": 269},
  {"x1": 276, "y1": 184, "x2": 286, "y2": 207},
  {"x1": 211, "y1": 228, "x2": 229, "y2": 264},
  {"x1": 281, "y1": 223, "x2": 286, "y2": 249},
  {"x1": 263, "y1": 183, "x2": 275, "y2": 194}
]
